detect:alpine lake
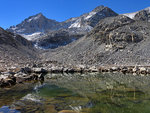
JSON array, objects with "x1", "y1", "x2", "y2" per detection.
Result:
[{"x1": 0, "y1": 72, "x2": 150, "y2": 113}]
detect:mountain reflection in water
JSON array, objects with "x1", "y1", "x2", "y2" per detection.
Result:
[{"x1": 0, "y1": 72, "x2": 150, "y2": 113}]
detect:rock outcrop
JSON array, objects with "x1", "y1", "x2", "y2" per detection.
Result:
[{"x1": 134, "y1": 10, "x2": 150, "y2": 22}]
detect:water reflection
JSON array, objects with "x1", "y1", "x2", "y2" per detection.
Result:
[
  {"x1": 0, "y1": 73, "x2": 150, "y2": 113},
  {"x1": 0, "y1": 106, "x2": 20, "y2": 113}
]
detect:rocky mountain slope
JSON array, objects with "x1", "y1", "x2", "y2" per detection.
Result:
[
  {"x1": 7, "y1": 5, "x2": 118, "y2": 49},
  {"x1": 0, "y1": 27, "x2": 37, "y2": 70},
  {"x1": 36, "y1": 29, "x2": 84, "y2": 49},
  {"x1": 41, "y1": 15, "x2": 150, "y2": 66},
  {"x1": 123, "y1": 7, "x2": 150, "y2": 21}
]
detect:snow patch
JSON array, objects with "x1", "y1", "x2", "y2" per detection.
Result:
[
  {"x1": 123, "y1": 12, "x2": 137, "y2": 19},
  {"x1": 123, "y1": 7, "x2": 150, "y2": 19},
  {"x1": 27, "y1": 14, "x2": 42, "y2": 22},
  {"x1": 69, "y1": 19, "x2": 81, "y2": 28},
  {"x1": 21, "y1": 32, "x2": 43, "y2": 41},
  {"x1": 16, "y1": 28, "x2": 25, "y2": 33},
  {"x1": 85, "y1": 12, "x2": 97, "y2": 20},
  {"x1": 69, "y1": 11, "x2": 96, "y2": 29}
]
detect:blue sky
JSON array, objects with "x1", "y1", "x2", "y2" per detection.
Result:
[{"x1": 0, "y1": 0, "x2": 150, "y2": 29}]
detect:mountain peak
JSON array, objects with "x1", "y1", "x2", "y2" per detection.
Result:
[
  {"x1": 35, "y1": 13, "x2": 44, "y2": 17},
  {"x1": 26, "y1": 13, "x2": 45, "y2": 22},
  {"x1": 7, "y1": 12, "x2": 59, "y2": 35},
  {"x1": 92, "y1": 5, "x2": 105, "y2": 12},
  {"x1": 37, "y1": 12, "x2": 43, "y2": 15}
]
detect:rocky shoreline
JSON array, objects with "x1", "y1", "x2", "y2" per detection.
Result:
[{"x1": 1, "y1": 64, "x2": 150, "y2": 88}]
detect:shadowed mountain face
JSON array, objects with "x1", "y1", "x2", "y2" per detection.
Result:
[
  {"x1": 0, "y1": 27, "x2": 37, "y2": 69},
  {"x1": 35, "y1": 29, "x2": 85, "y2": 49},
  {"x1": 7, "y1": 5, "x2": 118, "y2": 49},
  {"x1": 41, "y1": 15, "x2": 150, "y2": 66}
]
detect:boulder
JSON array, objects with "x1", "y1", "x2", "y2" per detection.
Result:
[
  {"x1": 32, "y1": 63, "x2": 37, "y2": 68},
  {"x1": 0, "y1": 72, "x2": 12, "y2": 79},
  {"x1": 110, "y1": 67, "x2": 119, "y2": 72},
  {"x1": 99, "y1": 67, "x2": 110, "y2": 72},
  {"x1": 139, "y1": 67, "x2": 147, "y2": 74},
  {"x1": 67, "y1": 68, "x2": 76, "y2": 73},
  {"x1": 0, "y1": 76, "x2": 16, "y2": 87},
  {"x1": 121, "y1": 66, "x2": 128, "y2": 73},
  {"x1": 132, "y1": 67, "x2": 139, "y2": 73},
  {"x1": 51, "y1": 66, "x2": 63, "y2": 73},
  {"x1": 38, "y1": 74, "x2": 45, "y2": 81},
  {"x1": 20, "y1": 67, "x2": 32, "y2": 74},
  {"x1": 89, "y1": 66, "x2": 99, "y2": 72},
  {"x1": 14, "y1": 72, "x2": 28, "y2": 77},
  {"x1": 32, "y1": 68, "x2": 48, "y2": 74}
]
